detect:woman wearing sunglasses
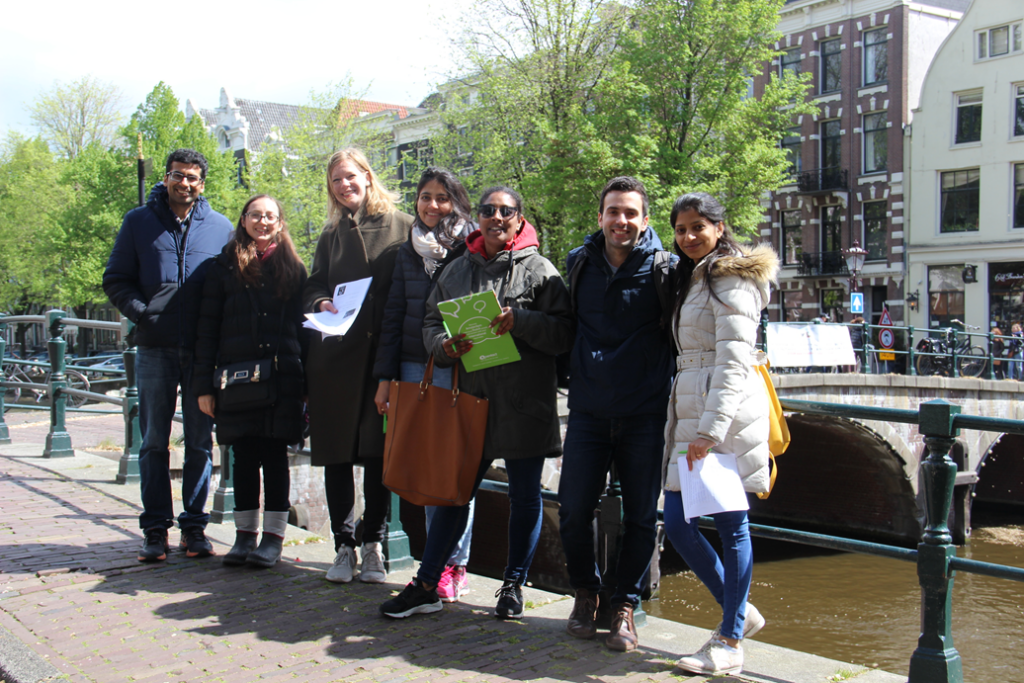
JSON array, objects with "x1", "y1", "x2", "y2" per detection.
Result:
[
  {"x1": 379, "y1": 186, "x2": 573, "y2": 621},
  {"x1": 303, "y1": 148, "x2": 414, "y2": 585},
  {"x1": 372, "y1": 167, "x2": 477, "y2": 602},
  {"x1": 192, "y1": 195, "x2": 309, "y2": 567}
]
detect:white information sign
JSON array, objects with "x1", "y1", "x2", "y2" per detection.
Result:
[{"x1": 766, "y1": 323, "x2": 857, "y2": 368}]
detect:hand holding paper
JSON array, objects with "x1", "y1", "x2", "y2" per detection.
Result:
[
  {"x1": 676, "y1": 444, "x2": 749, "y2": 522},
  {"x1": 303, "y1": 277, "x2": 372, "y2": 338}
]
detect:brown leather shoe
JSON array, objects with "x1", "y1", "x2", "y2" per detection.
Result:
[
  {"x1": 605, "y1": 602, "x2": 638, "y2": 652},
  {"x1": 566, "y1": 588, "x2": 599, "y2": 639}
]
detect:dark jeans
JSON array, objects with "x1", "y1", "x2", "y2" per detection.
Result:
[
  {"x1": 558, "y1": 411, "x2": 665, "y2": 607},
  {"x1": 416, "y1": 455, "x2": 546, "y2": 587},
  {"x1": 136, "y1": 346, "x2": 213, "y2": 531},
  {"x1": 325, "y1": 459, "x2": 389, "y2": 550},
  {"x1": 232, "y1": 437, "x2": 290, "y2": 512}
]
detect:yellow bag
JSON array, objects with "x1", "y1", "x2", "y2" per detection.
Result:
[{"x1": 755, "y1": 359, "x2": 789, "y2": 500}]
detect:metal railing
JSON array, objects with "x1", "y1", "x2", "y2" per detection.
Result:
[
  {"x1": 797, "y1": 250, "x2": 849, "y2": 277},
  {"x1": 760, "y1": 318, "x2": 1018, "y2": 379},
  {"x1": 796, "y1": 166, "x2": 848, "y2": 192}
]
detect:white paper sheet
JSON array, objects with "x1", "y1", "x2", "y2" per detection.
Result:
[
  {"x1": 303, "y1": 277, "x2": 373, "y2": 338},
  {"x1": 677, "y1": 447, "x2": 749, "y2": 522}
]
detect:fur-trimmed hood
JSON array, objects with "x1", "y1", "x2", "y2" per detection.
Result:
[{"x1": 695, "y1": 243, "x2": 780, "y2": 286}]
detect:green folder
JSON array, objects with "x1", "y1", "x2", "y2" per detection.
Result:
[{"x1": 439, "y1": 290, "x2": 522, "y2": 372}]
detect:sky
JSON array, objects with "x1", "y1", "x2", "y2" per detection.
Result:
[{"x1": 1, "y1": 0, "x2": 469, "y2": 137}]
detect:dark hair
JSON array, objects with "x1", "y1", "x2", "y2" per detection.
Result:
[
  {"x1": 417, "y1": 166, "x2": 472, "y2": 229},
  {"x1": 670, "y1": 192, "x2": 743, "y2": 316},
  {"x1": 165, "y1": 149, "x2": 209, "y2": 179},
  {"x1": 599, "y1": 176, "x2": 649, "y2": 217},
  {"x1": 232, "y1": 195, "x2": 306, "y2": 299},
  {"x1": 478, "y1": 185, "x2": 523, "y2": 215}
]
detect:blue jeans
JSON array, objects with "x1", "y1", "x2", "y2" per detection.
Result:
[
  {"x1": 557, "y1": 411, "x2": 665, "y2": 607},
  {"x1": 416, "y1": 455, "x2": 545, "y2": 587},
  {"x1": 400, "y1": 362, "x2": 474, "y2": 566},
  {"x1": 663, "y1": 491, "x2": 752, "y2": 640},
  {"x1": 136, "y1": 346, "x2": 213, "y2": 531}
]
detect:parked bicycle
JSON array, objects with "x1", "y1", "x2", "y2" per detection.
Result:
[
  {"x1": 2, "y1": 359, "x2": 91, "y2": 410},
  {"x1": 914, "y1": 319, "x2": 987, "y2": 378}
]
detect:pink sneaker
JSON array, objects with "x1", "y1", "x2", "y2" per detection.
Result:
[{"x1": 437, "y1": 565, "x2": 469, "y2": 603}]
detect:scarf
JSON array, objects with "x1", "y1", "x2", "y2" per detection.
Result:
[
  {"x1": 411, "y1": 217, "x2": 471, "y2": 275},
  {"x1": 258, "y1": 241, "x2": 278, "y2": 261}
]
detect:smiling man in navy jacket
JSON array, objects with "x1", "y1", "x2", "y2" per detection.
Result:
[
  {"x1": 103, "y1": 149, "x2": 234, "y2": 563},
  {"x1": 558, "y1": 176, "x2": 676, "y2": 652}
]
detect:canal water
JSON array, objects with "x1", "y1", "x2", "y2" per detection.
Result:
[{"x1": 645, "y1": 520, "x2": 1024, "y2": 682}]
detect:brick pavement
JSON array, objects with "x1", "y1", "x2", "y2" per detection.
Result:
[{"x1": 0, "y1": 438, "x2": 903, "y2": 683}]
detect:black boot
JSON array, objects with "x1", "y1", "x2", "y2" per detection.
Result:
[
  {"x1": 223, "y1": 510, "x2": 259, "y2": 567},
  {"x1": 223, "y1": 531, "x2": 258, "y2": 566},
  {"x1": 247, "y1": 511, "x2": 288, "y2": 568}
]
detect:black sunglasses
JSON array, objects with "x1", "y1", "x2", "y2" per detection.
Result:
[{"x1": 478, "y1": 204, "x2": 518, "y2": 219}]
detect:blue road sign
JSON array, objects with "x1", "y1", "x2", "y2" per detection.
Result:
[{"x1": 851, "y1": 292, "x2": 864, "y2": 314}]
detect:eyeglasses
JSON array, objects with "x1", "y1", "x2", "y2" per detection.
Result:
[
  {"x1": 478, "y1": 204, "x2": 518, "y2": 219},
  {"x1": 245, "y1": 212, "x2": 280, "y2": 224},
  {"x1": 166, "y1": 170, "x2": 204, "y2": 185}
]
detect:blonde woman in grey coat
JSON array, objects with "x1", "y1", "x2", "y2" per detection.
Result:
[{"x1": 661, "y1": 193, "x2": 779, "y2": 676}]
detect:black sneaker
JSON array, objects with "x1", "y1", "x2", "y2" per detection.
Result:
[
  {"x1": 179, "y1": 526, "x2": 214, "y2": 558},
  {"x1": 494, "y1": 579, "x2": 524, "y2": 620},
  {"x1": 380, "y1": 579, "x2": 443, "y2": 619},
  {"x1": 138, "y1": 527, "x2": 168, "y2": 562}
]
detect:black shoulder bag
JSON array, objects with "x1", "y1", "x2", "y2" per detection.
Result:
[{"x1": 215, "y1": 291, "x2": 287, "y2": 413}]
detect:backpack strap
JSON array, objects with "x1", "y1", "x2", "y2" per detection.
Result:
[{"x1": 652, "y1": 250, "x2": 675, "y2": 329}]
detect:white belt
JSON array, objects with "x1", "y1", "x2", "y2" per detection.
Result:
[{"x1": 676, "y1": 351, "x2": 717, "y2": 370}]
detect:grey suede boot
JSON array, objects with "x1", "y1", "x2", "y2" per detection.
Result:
[
  {"x1": 223, "y1": 510, "x2": 259, "y2": 566},
  {"x1": 247, "y1": 510, "x2": 289, "y2": 568}
]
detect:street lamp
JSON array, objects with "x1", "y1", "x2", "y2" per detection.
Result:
[{"x1": 844, "y1": 240, "x2": 868, "y2": 292}]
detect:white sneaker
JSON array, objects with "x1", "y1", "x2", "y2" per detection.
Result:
[
  {"x1": 326, "y1": 545, "x2": 357, "y2": 583},
  {"x1": 676, "y1": 637, "x2": 744, "y2": 675},
  {"x1": 712, "y1": 602, "x2": 765, "y2": 640},
  {"x1": 359, "y1": 542, "x2": 386, "y2": 583}
]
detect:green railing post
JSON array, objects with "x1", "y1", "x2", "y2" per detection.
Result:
[
  {"x1": 116, "y1": 319, "x2": 140, "y2": 484},
  {"x1": 909, "y1": 399, "x2": 963, "y2": 683},
  {"x1": 985, "y1": 331, "x2": 996, "y2": 381},
  {"x1": 950, "y1": 330, "x2": 960, "y2": 379},
  {"x1": 43, "y1": 310, "x2": 74, "y2": 458},
  {"x1": 0, "y1": 316, "x2": 9, "y2": 445},
  {"x1": 759, "y1": 316, "x2": 768, "y2": 353},
  {"x1": 908, "y1": 326, "x2": 917, "y2": 377},
  {"x1": 210, "y1": 445, "x2": 235, "y2": 524},
  {"x1": 860, "y1": 320, "x2": 870, "y2": 374},
  {"x1": 383, "y1": 491, "x2": 415, "y2": 573}
]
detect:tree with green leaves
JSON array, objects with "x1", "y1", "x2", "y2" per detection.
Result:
[{"x1": 27, "y1": 75, "x2": 125, "y2": 160}]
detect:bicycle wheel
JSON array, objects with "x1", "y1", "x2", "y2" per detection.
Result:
[
  {"x1": 63, "y1": 370, "x2": 92, "y2": 408},
  {"x1": 916, "y1": 353, "x2": 937, "y2": 376},
  {"x1": 958, "y1": 347, "x2": 987, "y2": 378}
]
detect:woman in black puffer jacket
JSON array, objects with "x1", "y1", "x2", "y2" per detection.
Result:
[{"x1": 193, "y1": 194, "x2": 309, "y2": 568}]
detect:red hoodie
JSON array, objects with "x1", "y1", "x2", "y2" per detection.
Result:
[{"x1": 465, "y1": 220, "x2": 540, "y2": 258}]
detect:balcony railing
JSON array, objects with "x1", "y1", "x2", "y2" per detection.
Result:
[
  {"x1": 797, "y1": 250, "x2": 849, "y2": 277},
  {"x1": 797, "y1": 167, "x2": 848, "y2": 193}
]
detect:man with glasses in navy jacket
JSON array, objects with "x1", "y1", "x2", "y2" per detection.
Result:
[{"x1": 103, "y1": 149, "x2": 234, "y2": 562}]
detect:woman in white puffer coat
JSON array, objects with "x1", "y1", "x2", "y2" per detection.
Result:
[{"x1": 662, "y1": 193, "x2": 779, "y2": 677}]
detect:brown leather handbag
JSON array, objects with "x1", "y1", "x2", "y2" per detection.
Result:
[{"x1": 382, "y1": 355, "x2": 489, "y2": 506}]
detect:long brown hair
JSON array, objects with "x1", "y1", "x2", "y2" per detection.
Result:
[
  {"x1": 233, "y1": 195, "x2": 306, "y2": 299},
  {"x1": 670, "y1": 192, "x2": 744, "y2": 315}
]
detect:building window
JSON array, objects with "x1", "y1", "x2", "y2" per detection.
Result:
[
  {"x1": 863, "y1": 201, "x2": 887, "y2": 260},
  {"x1": 954, "y1": 91, "x2": 983, "y2": 144},
  {"x1": 781, "y1": 210, "x2": 802, "y2": 265},
  {"x1": 1015, "y1": 163, "x2": 1024, "y2": 229},
  {"x1": 976, "y1": 22, "x2": 1023, "y2": 60},
  {"x1": 821, "y1": 119, "x2": 841, "y2": 170},
  {"x1": 928, "y1": 265, "x2": 965, "y2": 329},
  {"x1": 863, "y1": 112, "x2": 887, "y2": 173},
  {"x1": 821, "y1": 206, "x2": 842, "y2": 253},
  {"x1": 782, "y1": 290, "x2": 806, "y2": 322},
  {"x1": 781, "y1": 126, "x2": 802, "y2": 179},
  {"x1": 821, "y1": 289, "x2": 844, "y2": 323},
  {"x1": 780, "y1": 48, "x2": 801, "y2": 78},
  {"x1": 989, "y1": 261, "x2": 1024, "y2": 329},
  {"x1": 1014, "y1": 84, "x2": 1024, "y2": 137},
  {"x1": 863, "y1": 29, "x2": 888, "y2": 86},
  {"x1": 940, "y1": 169, "x2": 980, "y2": 233},
  {"x1": 820, "y1": 39, "x2": 841, "y2": 93}
]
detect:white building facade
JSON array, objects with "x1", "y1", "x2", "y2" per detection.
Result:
[{"x1": 906, "y1": 0, "x2": 1024, "y2": 334}]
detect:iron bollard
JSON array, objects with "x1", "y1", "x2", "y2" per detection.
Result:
[
  {"x1": 908, "y1": 399, "x2": 963, "y2": 683},
  {"x1": 985, "y1": 331, "x2": 996, "y2": 381},
  {"x1": 117, "y1": 319, "x2": 141, "y2": 484},
  {"x1": 383, "y1": 491, "x2": 415, "y2": 573},
  {"x1": 860, "y1": 320, "x2": 870, "y2": 374},
  {"x1": 0, "y1": 316, "x2": 9, "y2": 445},
  {"x1": 908, "y1": 326, "x2": 917, "y2": 376},
  {"x1": 950, "y1": 329, "x2": 960, "y2": 379},
  {"x1": 43, "y1": 310, "x2": 74, "y2": 458},
  {"x1": 210, "y1": 445, "x2": 235, "y2": 524}
]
